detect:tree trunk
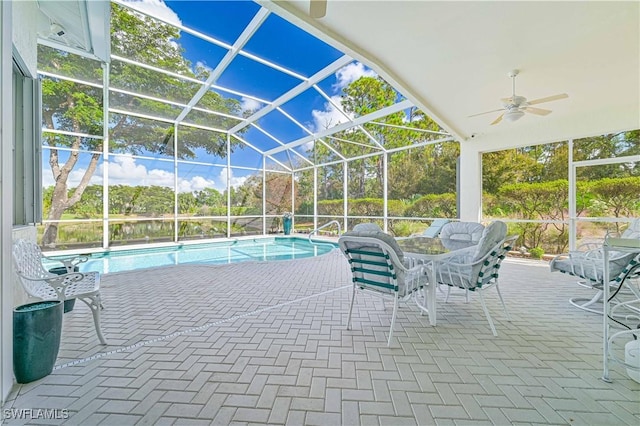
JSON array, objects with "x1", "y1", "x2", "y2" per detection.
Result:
[
  {"x1": 42, "y1": 197, "x2": 68, "y2": 248},
  {"x1": 42, "y1": 148, "x2": 101, "y2": 247}
]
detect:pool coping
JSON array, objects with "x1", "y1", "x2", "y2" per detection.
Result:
[{"x1": 43, "y1": 233, "x2": 337, "y2": 257}]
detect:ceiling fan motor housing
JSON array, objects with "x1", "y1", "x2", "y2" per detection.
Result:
[{"x1": 502, "y1": 95, "x2": 527, "y2": 109}]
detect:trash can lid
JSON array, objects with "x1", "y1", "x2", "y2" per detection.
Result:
[{"x1": 14, "y1": 301, "x2": 61, "y2": 312}]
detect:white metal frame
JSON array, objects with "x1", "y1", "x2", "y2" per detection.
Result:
[
  {"x1": 569, "y1": 153, "x2": 640, "y2": 251},
  {"x1": 37, "y1": 0, "x2": 636, "y2": 254}
]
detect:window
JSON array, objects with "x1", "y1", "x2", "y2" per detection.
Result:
[{"x1": 12, "y1": 60, "x2": 41, "y2": 225}]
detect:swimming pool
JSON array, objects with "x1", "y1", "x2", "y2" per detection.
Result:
[{"x1": 44, "y1": 237, "x2": 337, "y2": 274}]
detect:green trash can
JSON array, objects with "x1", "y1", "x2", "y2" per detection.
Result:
[
  {"x1": 49, "y1": 266, "x2": 77, "y2": 313},
  {"x1": 13, "y1": 300, "x2": 63, "y2": 383}
]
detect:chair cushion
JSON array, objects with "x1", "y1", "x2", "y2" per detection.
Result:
[
  {"x1": 440, "y1": 222, "x2": 485, "y2": 242},
  {"x1": 341, "y1": 230, "x2": 404, "y2": 262},
  {"x1": 422, "y1": 219, "x2": 450, "y2": 238},
  {"x1": 621, "y1": 219, "x2": 640, "y2": 239},
  {"x1": 551, "y1": 252, "x2": 637, "y2": 282},
  {"x1": 352, "y1": 223, "x2": 383, "y2": 233},
  {"x1": 472, "y1": 221, "x2": 507, "y2": 262}
]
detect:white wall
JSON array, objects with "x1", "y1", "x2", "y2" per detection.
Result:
[
  {"x1": 1, "y1": 0, "x2": 39, "y2": 404},
  {"x1": 1, "y1": 0, "x2": 15, "y2": 405},
  {"x1": 12, "y1": 0, "x2": 39, "y2": 78}
]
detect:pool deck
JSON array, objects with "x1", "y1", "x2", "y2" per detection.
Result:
[{"x1": 3, "y1": 250, "x2": 639, "y2": 425}]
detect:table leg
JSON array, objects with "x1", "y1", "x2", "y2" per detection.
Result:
[
  {"x1": 602, "y1": 247, "x2": 610, "y2": 382},
  {"x1": 427, "y1": 262, "x2": 437, "y2": 326}
]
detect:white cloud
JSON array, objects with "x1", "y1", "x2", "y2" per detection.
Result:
[
  {"x1": 311, "y1": 95, "x2": 352, "y2": 132},
  {"x1": 193, "y1": 60, "x2": 213, "y2": 76},
  {"x1": 333, "y1": 62, "x2": 376, "y2": 90},
  {"x1": 42, "y1": 166, "x2": 101, "y2": 189},
  {"x1": 178, "y1": 175, "x2": 216, "y2": 193},
  {"x1": 106, "y1": 155, "x2": 161, "y2": 186},
  {"x1": 219, "y1": 167, "x2": 247, "y2": 189},
  {"x1": 240, "y1": 97, "x2": 263, "y2": 113},
  {"x1": 107, "y1": 156, "x2": 219, "y2": 192},
  {"x1": 308, "y1": 63, "x2": 376, "y2": 132},
  {"x1": 44, "y1": 155, "x2": 226, "y2": 194},
  {"x1": 123, "y1": 0, "x2": 182, "y2": 26}
]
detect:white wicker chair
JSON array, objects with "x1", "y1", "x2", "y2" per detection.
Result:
[
  {"x1": 12, "y1": 239, "x2": 107, "y2": 345},
  {"x1": 550, "y1": 219, "x2": 640, "y2": 314},
  {"x1": 339, "y1": 230, "x2": 428, "y2": 346},
  {"x1": 439, "y1": 221, "x2": 485, "y2": 244},
  {"x1": 433, "y1": 221, "x2": 511, "y2": 336}
]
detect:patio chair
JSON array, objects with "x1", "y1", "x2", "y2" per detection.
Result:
[
  {"x1": 432, "y1": 221, "x2": 510, "y2": 336},
  {"x1": 12, "y1": 239, "x2": 107, "y2": 345},
  {"x1": 414, "y1": 219, "x2": 451, "y2": 238},
  {"x1": 352, "y1": 222, "x2": 383, "y2": 232},
  {"x1": 339, "y1": 230, "x2": 428, "y2": 346},
  {"x1": 550, "y1": 219, "x2": 640, "y2": 314},
  {"x1": 439, "y1": 221, "x2": 485, "y2": 244}
]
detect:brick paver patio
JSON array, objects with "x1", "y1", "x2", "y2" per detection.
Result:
[{"x1": 3, "y1": 249, "x2": 639, "y2": 425}]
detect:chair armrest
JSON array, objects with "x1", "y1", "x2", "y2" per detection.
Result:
[
  {"x1": 570, "y1": 248, "x2": 602, "y2": 261},
  {"x1": 407, "y1": 263, "x2": 425, "y2": 275},
  {"x1": 18, "y1": 272, "x2": 86, "y2": 300},
  {"x1": 433, "y1": 246, "x2": 476, "y2": 265},
  {"x1": 567, "y1": 248, "x2": 631, "y2": 263},
  {"x1": 576, "y1": 241, "x2": 602, "y2": 252},
  {"x1": 434, "y1": 258, "x2": 474, "y2": 269},
  {"x1": 44, "y1": 254, "x2": 89, "y2": 272}
]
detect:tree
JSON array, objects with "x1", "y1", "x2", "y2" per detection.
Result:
[
  {"x1": 497, "y1": 180, "x2": 572, "y2": 252},
  {"x1": 311, "y1": 76, "x2": 455, "y2": 201},
  {"x1": 482, "y1": 149, "x2": 543, "y2": 194},
  {"x1": 588, "y1": 177, "x2": 640, "y2": 220},
  {"x1": 265, "y1": 173, "x2": 293, "y2": 214},
  {"x1": 39, "y1": 3, "x2": 244, "y2": 246}
]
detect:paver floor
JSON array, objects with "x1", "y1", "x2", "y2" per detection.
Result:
[{"x1": 3, "y1": 249, "x2": 639, "y2": 425}]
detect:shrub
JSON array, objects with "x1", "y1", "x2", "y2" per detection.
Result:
[
  {"x1": 529, "y1": 247, "x2": 544, "y2": 259},
  {"x1": 317, "y1": 199, "x2": 343, "y2": 215},
  {"x1": 388, "y1": 220, "x2": 425, "y2": 237},
  {"x1": 348, "y1": 198, "x2": 384, "y2": 216},
  {"x1": 405, "y1": 193, "x2": 457, "y2": 218}
]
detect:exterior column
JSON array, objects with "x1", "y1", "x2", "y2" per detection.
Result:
[{"x1": 458, "y1": 142, "x2": 483, "y2": 222}]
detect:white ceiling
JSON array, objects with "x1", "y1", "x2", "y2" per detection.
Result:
[
  {"x1": 38, "y1": 0, "x2": 639, "y2": 152},
  {"x1": 267, "y1": 0, "x2": 640, "y2": 150},
  {"x1": 36, "y1": 0, "x2": 109, "y2": 62}
]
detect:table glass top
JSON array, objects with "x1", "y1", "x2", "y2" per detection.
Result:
[{"x1": 396, "y1": 237, "x2": 477, "y2": 255}]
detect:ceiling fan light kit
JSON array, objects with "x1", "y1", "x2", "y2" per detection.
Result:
[
  {"x1": 503, "y1": 109, "x2": 525, "y2": 122},
  {"x1": 469, "y1": 69, "x2": 568, "y2": 125}
]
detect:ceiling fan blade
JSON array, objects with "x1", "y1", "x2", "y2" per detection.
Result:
[
  {"x1": 523, "y1": 106, "x2": 552, "y2": 116},
  {"x1": 527, "y1": 93, "x2": 568, "y2": 105},
  {"x1": 310, "y1": 0, "x2": 327, "y2": 18},
  {"x1": 490, "y1": 114, "x2": 504, "y2": 125},
  {"x1": 468, "y1": 108, "x2": 504, "y2": 118}
]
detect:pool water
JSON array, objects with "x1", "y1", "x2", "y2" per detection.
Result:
[{"x1": 44, "y1": 237, "x2": 337, "y2": 274}]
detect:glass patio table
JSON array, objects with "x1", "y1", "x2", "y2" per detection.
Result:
[{"x1": 396, "y1": 236, "x2": 477, "y2": 326}]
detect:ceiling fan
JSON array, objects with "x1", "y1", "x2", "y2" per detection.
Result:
[
  {"x1": 310, "y1": 0, "x2": 327, "y2": 19},
  {"x1": 469, "y1": 70, "x2": 568, "y2": 125}
]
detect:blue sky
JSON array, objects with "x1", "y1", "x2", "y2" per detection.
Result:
[{"x1": 44, "y1": 0, "x2": 384, "y2": 192}]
